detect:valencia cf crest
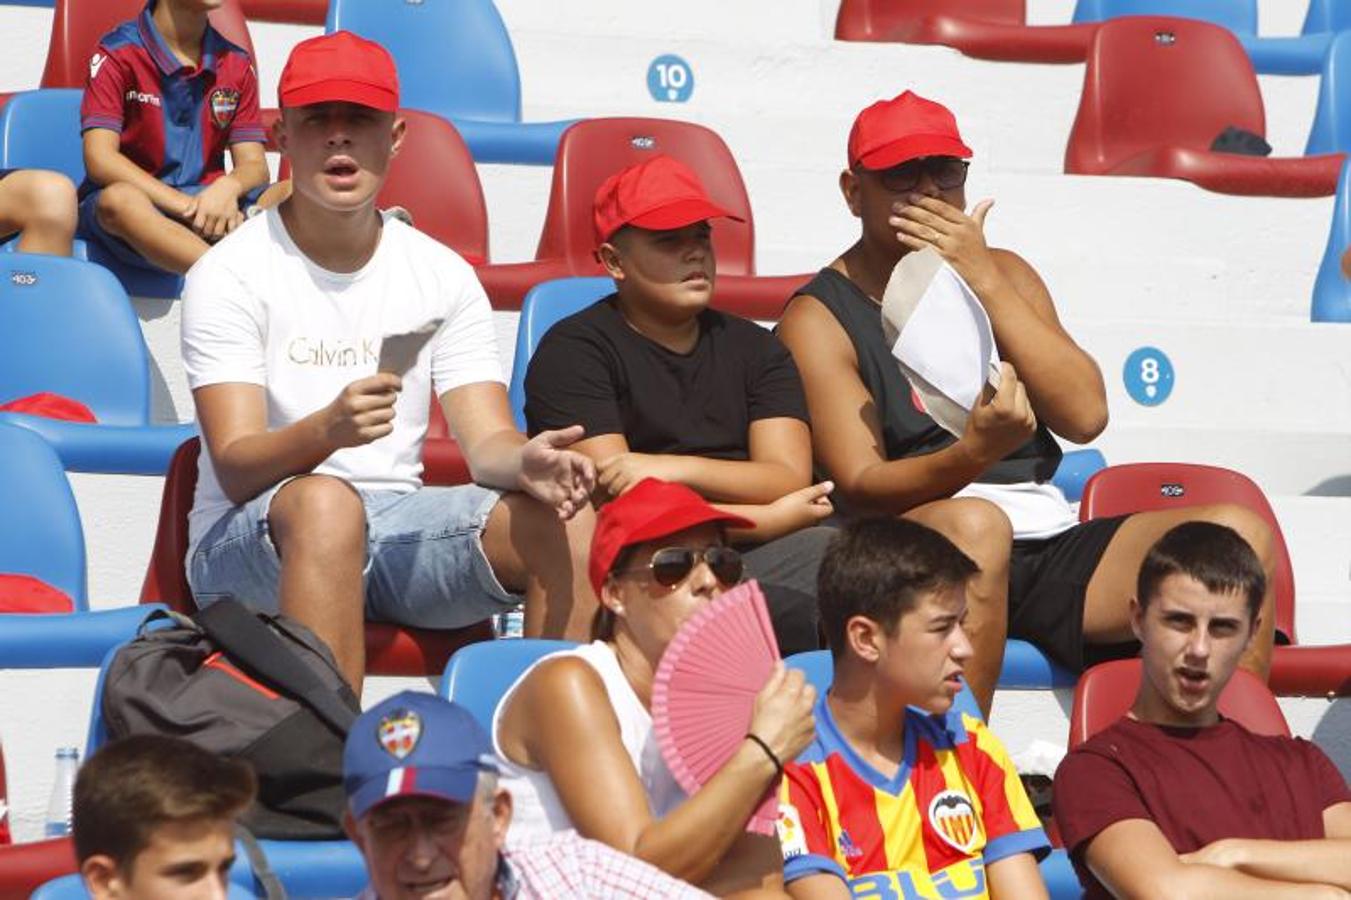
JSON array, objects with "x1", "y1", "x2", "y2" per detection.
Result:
[
  {"x1": 928, "y1": 789, "x2": 981, "y2": 854},
  {"x1": 377, "y1": 708, "x2": 422, "y2": 759},
  {"x1": 209, "y1": 88, "x2": 240, "y2": 129}
]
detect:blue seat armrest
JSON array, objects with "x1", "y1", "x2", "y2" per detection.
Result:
[
  {"x1": 235, "y1": 839, "x2": 367, "y2": 898},
  {"x1": 1040, "y1": 849, "x2": 1082, "y2": 900},
  {"x1": 1242, "y1": 33, "x2": 1332, "y2": 76},
  {"x1": 447, "y1": 117, "x2": 580, "y2": 165},
  {"x1": 0, "y1": 605, "x2": 166, "y2": 668},
  {"x1": 0, "y1": 415, "x2": 198, "y2": 474}
]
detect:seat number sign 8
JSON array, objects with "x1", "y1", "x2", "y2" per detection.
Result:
[
  {"x1": 648, "y1": 55, "x2": 694, "y2": 103},
  {"x1": 1123, "y1": 346, "x2": 1174, "y2": 407}
]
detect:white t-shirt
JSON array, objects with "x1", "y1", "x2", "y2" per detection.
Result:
[{"x1": 180, "y1": 208, "x2": 503, "y2": 552}]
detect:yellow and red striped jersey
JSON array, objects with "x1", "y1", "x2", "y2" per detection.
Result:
[{"x1": 777, "y1": 695, "x2": 1047, "y2": 898}]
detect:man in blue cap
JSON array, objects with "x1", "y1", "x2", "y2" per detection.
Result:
[{"x1": 344, "y1": 691, "x2": 712, "y2": 899}]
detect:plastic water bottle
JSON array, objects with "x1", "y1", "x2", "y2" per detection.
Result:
[
  {"x1": 493, "y1": 607, "x2": 524, "y2": 639},
  {"x1": 43, "y1": 747, "x2": 79, "y2": 838}
]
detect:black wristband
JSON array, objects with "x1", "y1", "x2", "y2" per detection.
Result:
[{"x1": 745, "y1": 732, "x2": 783, "y2": 778}]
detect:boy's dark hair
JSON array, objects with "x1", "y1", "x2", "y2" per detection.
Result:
[
  {"x1": 817, "y1": 518, "x2": 979, "y2": 658},
  {"x1": 1137, "y1": 521, "x2": 1265, "y2": 621},
  {"x1": 73, "y1": 735, "x2": 255, "y2": 872}
]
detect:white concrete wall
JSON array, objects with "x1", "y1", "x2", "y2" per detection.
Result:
[{"x1": 3, "y1": 0, "x2": 1349, "y2": 843}]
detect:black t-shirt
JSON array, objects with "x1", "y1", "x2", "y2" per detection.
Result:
[{"x1": 524, "y1": 295, "x2": 809, "y2": 458}]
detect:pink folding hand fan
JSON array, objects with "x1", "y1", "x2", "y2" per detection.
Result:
[{"x1": 651, "y1": 579, "x2": 782, "y2": 835}]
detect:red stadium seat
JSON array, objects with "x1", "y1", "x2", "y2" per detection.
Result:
[
  {"x1": 475, "y1": 118, "x2": 811, "y2": 317},
  {"x1": 834, "y1": 0, "x2": 1096, "y2": 63},
  {"x1": 238, "y1": 0, "x2": 327, "y2": 25},
  {"x1": 1069, "y1": 658, "x2": 1290, "y2": 750},
  {"x1": 1268, "y1": 644, "x2": 1351, "y2": 698},
  {"x1": 1065, "y1": 17, "x2": 1344, "y2": 196},
  {"x1": 1080, "y1": 463, "x2": 1296, "y2": 645},
  {"x1": 277, "y1": 109, "x2": 488, "y2": 265},
  {"x1": 0, "y1": 837, "x2": 77, "y2": 900},
  {"x1": 138, "y1": 439, "x2": 490, "y2": 677},
  {"x1": 41, "y1": 0, "x2": 254, "y2": 89},
  {"x1": 0, "y1": 741, "x2": 8, "y2": 845}
]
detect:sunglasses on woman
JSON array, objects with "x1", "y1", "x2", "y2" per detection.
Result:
[
  {"x1": 871, "y1": 156, "x2": 970, "y2": 193},
  {"x1": 614, "y1": 545, "x2": 744, "y2": 587}
]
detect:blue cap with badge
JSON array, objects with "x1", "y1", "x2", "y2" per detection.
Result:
[{"x1": 343, "y1": 690, "x2": 499, "y2": 819}]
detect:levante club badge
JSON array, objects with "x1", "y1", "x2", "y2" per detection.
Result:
[{"x1": 210, "y1": 88, "x2": 240, "y2": 129}]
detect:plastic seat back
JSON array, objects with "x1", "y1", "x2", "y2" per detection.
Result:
[
  {"x1": 1312, "y1": 157, "x2": 1351, "y2": 321},
  {"x1": 835, "y1": 0, "x2": 1024, "y2": 41},
  {"x1": 1066, "y1": 16, "x2": 1265, "y2": 174},
  {"x1": 278, "y1": 109, "x2": 488, "y2": 263},
  {"x1": 0, "y1": 254, "x2": 150, "y2": 426},
  {"x1": 440, "y1": 639, "x2": 577, "y2": 732},
  {"x1": 507, "y1": 277, "x2": 615, "y2": 428},
  {"x1": 42, "y1": 0, "x2": 253, "y2": 88},
  {"x1": 0, "y1": 424, "x2": 87, "y2": 610},
  {"x1": 536, "y1": 118, "x2": 758, "y2": 276},
  {"x1": 326, "y1": 0, "x2": 521, "y2": 124},
  {"x1": 1307, "y1": 31, "x2": 1351, "y2": 156},
  {"x1": 138, "y1": 438, "x2": 200, "y2": 610},
  {"x1": 1079, "y1": 463, "x2": 1297, "y2": 645},
  {"x1": 1301, "y1": 0, "x2": 1351, "y2": 34},
  {"x1": 0, "y1": 89, "x2": 84, "y2": 185},
  {"x1": 1068, "y1": 658, "x2": 1290, "y2": 749},
  {"x1": 1071, "y1": 0, "x2": 1256, "y2": 34}
]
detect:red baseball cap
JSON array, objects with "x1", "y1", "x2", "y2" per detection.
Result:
[
  {"x1": 593, "y1": 155, "x2": 744, "y2": 245},
  {"x1": 847, "y1": 91, "x2": 973, "y2": 171},
  {"x1": 278, "y1": 31, "x2": 399, "y2": 112},
  {"x1": 589, "y1": 478, "x2": 753, "y2": 596}
]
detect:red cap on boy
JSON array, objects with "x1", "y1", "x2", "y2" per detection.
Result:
[
  {"x1": 848, "y1": 90, "x2": 973, "y2": 171},
  {"x1": 593, "y1": 155, "x2": 744, "y2": 245},
  {"x1": 278, "y1": 31, "x2": 399, "y2": 112}
]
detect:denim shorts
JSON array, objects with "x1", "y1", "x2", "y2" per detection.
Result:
[{"x1": 188, "y1": 479, "x2": 519, "y2": 629}]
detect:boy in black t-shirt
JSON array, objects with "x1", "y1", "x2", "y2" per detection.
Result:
[{"x1": 525, "y1": 155, "x2": 834, "y2": 654}]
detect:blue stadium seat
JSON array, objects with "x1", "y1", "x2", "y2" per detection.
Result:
[
  {"x1": 0, "y1": 423, "x2": 87, "y2": 609},
  {"x1": 325, "y1": 0, "x2": 577, "y2": 164},
  {"x1": 0, "y1": 90, "x2": 185, "y2": 298},
  {"x1": 1070, "y1": 0, "x2": 1255, "y2": 35},
  {"x1": 1313, "y1": 158, "x2": 1351, "y2": 321},
  {"x1": 0, "y1": 254, "x2": 196, "y2": 473},
  {"x1": 440, "y1": 639, "x2": 577, "y2": 732},
  {"x1": 1307, "y1": 31, "x2": 1351, "y2": 157},
  {"x1": 0, "y1": 606, "x2": 165, "y2": 668},
  {"x1": 507, "y1": 276, "x2": 615, "y2": 428},
  {"x1": 1051, "y1": 448, "x2": 1106, "y2": 503},
  {"x1": 1000, "y1": 640, "x2": 1077, "y2": 688}
]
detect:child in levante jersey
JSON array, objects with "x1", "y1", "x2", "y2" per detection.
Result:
[
  {"x1": 79, "y1": 0, "x2": 276, "y2": 275},
  {"x1": 779, "y1": 518, "x2": 1049, "y2": 900}
]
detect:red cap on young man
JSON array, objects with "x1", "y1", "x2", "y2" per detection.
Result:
[
  {"x1": 593, "y1": 155, "x2": 744, "y2": 245},
  {"x1": 588, "y1": 479, "x2": 753, "y2": 597},
  {"x1": 278, "y1": 31, "x2": 400, "y2": 112},
  {"x1": 848, "y1": 90, "x2": 973, "y2": 171}
]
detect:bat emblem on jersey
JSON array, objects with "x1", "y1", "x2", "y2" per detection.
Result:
[
  {"x1": 928, "y1": 789, "x2": 982, "y2": 854},
  {"x1": 210, "y1": 88, "x2": 240, "y2": 129}
]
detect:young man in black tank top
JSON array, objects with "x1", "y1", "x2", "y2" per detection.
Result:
[
  {"x1": 525, "y1": 155, "x2": 836, "y2": 655},
  {"x1": 777, "y1": 91, "x2": 1277, "y2": 704}
]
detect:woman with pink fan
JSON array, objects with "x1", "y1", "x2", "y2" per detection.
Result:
[{"x1": 494, "y1": 479, "x2": 817, "y2": 898}]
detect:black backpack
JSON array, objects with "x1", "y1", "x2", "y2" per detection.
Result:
[{"x1": 101, "y1": 600, "x2": 359, "y2": 840}]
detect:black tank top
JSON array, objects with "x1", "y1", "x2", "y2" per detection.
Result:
[{"x1": 793, "y1": 267, "x2": 1061, "y2": 484}]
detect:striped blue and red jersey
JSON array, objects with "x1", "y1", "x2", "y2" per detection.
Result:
[
  {"x1": 79, "y1": 1, "x2": 265, "y2": 193},
  {"x1": 777, "y1": 694, "x2": 1048, "y2": 899}
]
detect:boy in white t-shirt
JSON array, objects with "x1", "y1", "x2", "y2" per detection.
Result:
[{"x1": 180, "y1": 31, "x2": 597, "y2": 691}]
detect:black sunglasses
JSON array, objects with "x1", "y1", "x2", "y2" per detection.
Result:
[
  {"x1": 871, "y1": 156, "x2": 970, "y2": 193},
  {"x1": 614, "y1": 545, "x2": 744, "y2": 587}
]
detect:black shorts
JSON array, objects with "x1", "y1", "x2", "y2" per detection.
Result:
[{"x1": 1008, "y1": 515, "x2": 1131, "y2": 672}]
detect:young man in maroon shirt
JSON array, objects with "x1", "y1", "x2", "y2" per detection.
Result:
[{"x1": 1053, "y1": 521, "x2": 1351, "y2": 899}]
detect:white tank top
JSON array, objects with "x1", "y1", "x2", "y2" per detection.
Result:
[{"x1": 493, "y1": 641, "x2": 688, "y2": 846}]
